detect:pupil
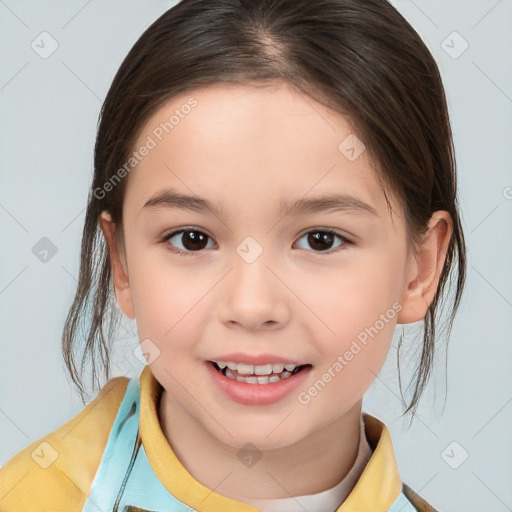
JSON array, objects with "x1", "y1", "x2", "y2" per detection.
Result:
[
  {"x1": 309, "y1": 231, "x2": 333, "y2": 251},
  {"x1": 183, "y1": 231, "x2": 207, "y2": 251}
]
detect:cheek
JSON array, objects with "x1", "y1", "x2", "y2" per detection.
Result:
[
  {"x1": 301, "y1": 254, "x2": 402, "y2": 387},
  {"x1": 307, "y1": 254, "x2": 403, "y2": 339},
  {"x1": 127, "y1": 248, "x2": 209, "y2": 357}
]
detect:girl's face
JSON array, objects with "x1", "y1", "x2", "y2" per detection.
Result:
[{"x1": 104, "y1": 80, "x2": 419, "y2": 450}]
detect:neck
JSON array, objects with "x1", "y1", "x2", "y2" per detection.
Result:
[{"x1": 158, "y1": 390, "x2": 363, "y2": 500}]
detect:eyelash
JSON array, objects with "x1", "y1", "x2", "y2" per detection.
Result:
[{"x1": 158, "y1": 227, "x2": 352, "y2": 257}]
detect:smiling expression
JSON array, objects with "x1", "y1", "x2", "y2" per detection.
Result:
[{"x1": 102, "y1": 79, "x2": 419, "y2": 450}]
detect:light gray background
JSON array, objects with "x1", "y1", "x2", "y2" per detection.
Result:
[{"x1": 1, "y1": 1, "x2": 511, "y2": 511}]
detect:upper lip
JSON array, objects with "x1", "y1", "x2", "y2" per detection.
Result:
[{"x1": 209, "y1": 352, "x2": 309, "y2": 365}]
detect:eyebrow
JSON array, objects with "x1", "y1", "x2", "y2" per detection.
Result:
[
  {"x1": 280, "y1": 194, "x2": 379, "y2": 218},
  {"x1": 142, "y1": 188, "x2": 379, "y2": 218}
]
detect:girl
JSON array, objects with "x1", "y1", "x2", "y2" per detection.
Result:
[{"x1": 0, "y1": 0, "x2": 466, "y2": 511}]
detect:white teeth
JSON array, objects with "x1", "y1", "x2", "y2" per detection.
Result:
[
  {"x1": 254, "y1": 364, "x2": 273, "y2": 375},
  {"x1": 225, "y1": 368, "x2": 294, "y2": 384},
  {"x1": 236, "y1": 363, "x2": 255, "y2": 375},
  {"x1": 215, "y1": 361, "x2": 299, "y2": 375},
  {"x1": 236, "y1": 375, "x2": 258, "y2": 384}
]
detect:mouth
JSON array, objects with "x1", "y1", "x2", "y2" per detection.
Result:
[{"x1": 209, "y1": 360, "x2": 312, "y2": 385}]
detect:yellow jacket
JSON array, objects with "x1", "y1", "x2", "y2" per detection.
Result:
[{"x1": 0, "y1": 366, "x2": 438, "y2": 511}]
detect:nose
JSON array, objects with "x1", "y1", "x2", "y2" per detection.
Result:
[{"x1": 218, "y1": 249, "x2": 290, "y2": 331}]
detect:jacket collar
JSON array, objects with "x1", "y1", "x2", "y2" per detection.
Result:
[{"x1": 139, "y1": 365, "x2": 402, "y2": 512}]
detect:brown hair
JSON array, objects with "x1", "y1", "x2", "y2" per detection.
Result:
[{"x1": 62, "y1": 0, "x2": 466, "y2": 418}]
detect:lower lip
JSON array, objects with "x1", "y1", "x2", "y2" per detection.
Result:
[{"x1": 205, "y1": 362, "x2": 312, "y2": 406}]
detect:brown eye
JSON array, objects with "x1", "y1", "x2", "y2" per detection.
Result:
[
  {"x1": 295, "y1": 229, "x2": 348, "y2": 254},
  {"x1": 178, "y1": 230, "x2": 209, "y2": 251},
  {"x1": 308, "y1": 231, "x2": 335, "y2": 251},
  {"x1": 162, "y1": 229, "x2": 215, "y2": 256}
]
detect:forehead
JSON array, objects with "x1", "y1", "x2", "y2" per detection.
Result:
[{"x1": 126, "y1": 80, "x2": 401, "y2": 223}]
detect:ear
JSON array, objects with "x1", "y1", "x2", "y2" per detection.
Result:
[
  {"x1": 397, "y1": 211, "x2": 453, "y2": 324},
  {"x1": 99, "y1": 212, "x2": 135, "y2": 319}
]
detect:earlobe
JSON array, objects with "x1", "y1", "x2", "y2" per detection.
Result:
[
  {"x1": 98, "y1": 212, "x2": 136, "y2": 319},
  {"x1": 397, "y1": 211, "x2": 452, "y2": 324}
]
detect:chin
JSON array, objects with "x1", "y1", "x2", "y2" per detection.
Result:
[{"x1": 206, "y1": 420, "x2": 306, "y2": 452}]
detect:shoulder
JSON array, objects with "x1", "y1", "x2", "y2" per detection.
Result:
[{"x1": 0, "y1": 376, "x2": 130, "y2": 512}]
